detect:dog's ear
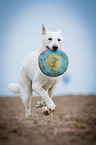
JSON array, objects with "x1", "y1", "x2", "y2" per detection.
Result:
[
  {"x1": 58, "y1": 29, "x2": 61, "y2": 34},
  {"x1": 42, "y1": 23, "x2": 48, "y2": 35}
]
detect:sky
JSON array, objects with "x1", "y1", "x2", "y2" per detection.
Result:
[{"x1": 0, "y1": 0, "x2": 96, "y2": 96}]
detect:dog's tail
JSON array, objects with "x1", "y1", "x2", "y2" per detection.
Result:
[{"x1": 8, "y1": 83, "x2": 20, "y2": 94}]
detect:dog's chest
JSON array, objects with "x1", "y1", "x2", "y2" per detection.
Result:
[
  {"x1": 40, "y1": 76, "x2": 58, "y2": 90},
  {"x1": 43, "y1": 79, "x2": 54, "y2": 90}
]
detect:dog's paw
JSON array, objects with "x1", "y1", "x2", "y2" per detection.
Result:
[
  {"x1": 42, "y1": 106, "x2": 50, "y2": 115},
  {"x1": 45, "y1": 98, "x2": 56, "y2": 111},
  {"x1": 36, "y1": 100, "x2": 46, "y2": 108}
]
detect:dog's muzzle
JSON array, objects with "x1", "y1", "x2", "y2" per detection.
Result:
[
  {"x1": 47, "y1": 45, "x2": 58, "y2": 51},
  {"x1": 47, "y1": 46, "x2": 50, "y2": 49}
]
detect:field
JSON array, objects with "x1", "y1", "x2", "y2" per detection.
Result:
[{"x1": 0, "y1": 95, "x2": 96, "y2": 145}]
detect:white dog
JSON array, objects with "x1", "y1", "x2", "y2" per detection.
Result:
[{"x1": 8, "y1": 24, "x2": 64, "y2": 118}]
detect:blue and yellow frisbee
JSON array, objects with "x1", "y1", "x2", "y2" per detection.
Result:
[{"x1": 38, "y1": 50, "x2": 69, "y2": 77}]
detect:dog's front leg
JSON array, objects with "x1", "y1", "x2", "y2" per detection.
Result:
[
  {"x1": 48, "y1": 84, "x2": 57, "y2": 100},
  {"x1": 41, "y1": 84, "x2": 57, "y2": 114},
  {"x1": 32, "y1": 82, "x2": 56, "y2": 110}
]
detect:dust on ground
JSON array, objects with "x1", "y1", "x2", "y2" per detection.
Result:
[{"x1": 0, "y1": 95, "x2": 96, "y2": 145}]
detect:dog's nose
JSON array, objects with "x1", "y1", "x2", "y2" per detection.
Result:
[{"x1": 53, "y1": 45, "x2": 58, "y2": 51}]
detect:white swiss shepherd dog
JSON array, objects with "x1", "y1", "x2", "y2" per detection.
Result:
[{"x1": 8, "y1": 23, "x2": 64, "y2": 118}]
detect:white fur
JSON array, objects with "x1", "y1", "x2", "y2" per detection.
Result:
[{"x1": 8, "y1": 23, "x2": 64, "y2": 118}]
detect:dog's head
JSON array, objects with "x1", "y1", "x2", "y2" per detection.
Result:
[{"x1": 42, "y1": 23, "x2": 64, "y2": 51}]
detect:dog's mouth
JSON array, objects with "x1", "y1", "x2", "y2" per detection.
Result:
[
  {"x1": 46, "y1": 46, "x2": 50, "y2": 50},
  {"x1": 47, "y1": 45, "x2": 59, "y2": 51}
]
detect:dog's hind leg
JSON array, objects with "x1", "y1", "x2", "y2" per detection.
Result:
[{"x1": 19, "y1": 69, "x2": 32, "y2": 118}]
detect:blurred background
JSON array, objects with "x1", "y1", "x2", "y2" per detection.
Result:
[{"x1": 0, "y1": 0, "x2": 96, "y2": 96}]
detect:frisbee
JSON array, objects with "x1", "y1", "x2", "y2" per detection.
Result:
[{"x1": 38, "y1": 49, "x2": 69, "y2": 77}]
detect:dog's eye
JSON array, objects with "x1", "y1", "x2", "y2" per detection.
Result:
[
  {"x1": 58, "y1": 38, "x2": 61, "y2": 41},
  {"x1": 48, "y1": 37, "x2": 52, "y2": 41}
]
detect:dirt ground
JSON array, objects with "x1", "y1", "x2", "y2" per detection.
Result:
[{"x1": 0, "y1": 95, "x2": 96, "y2": 145}]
